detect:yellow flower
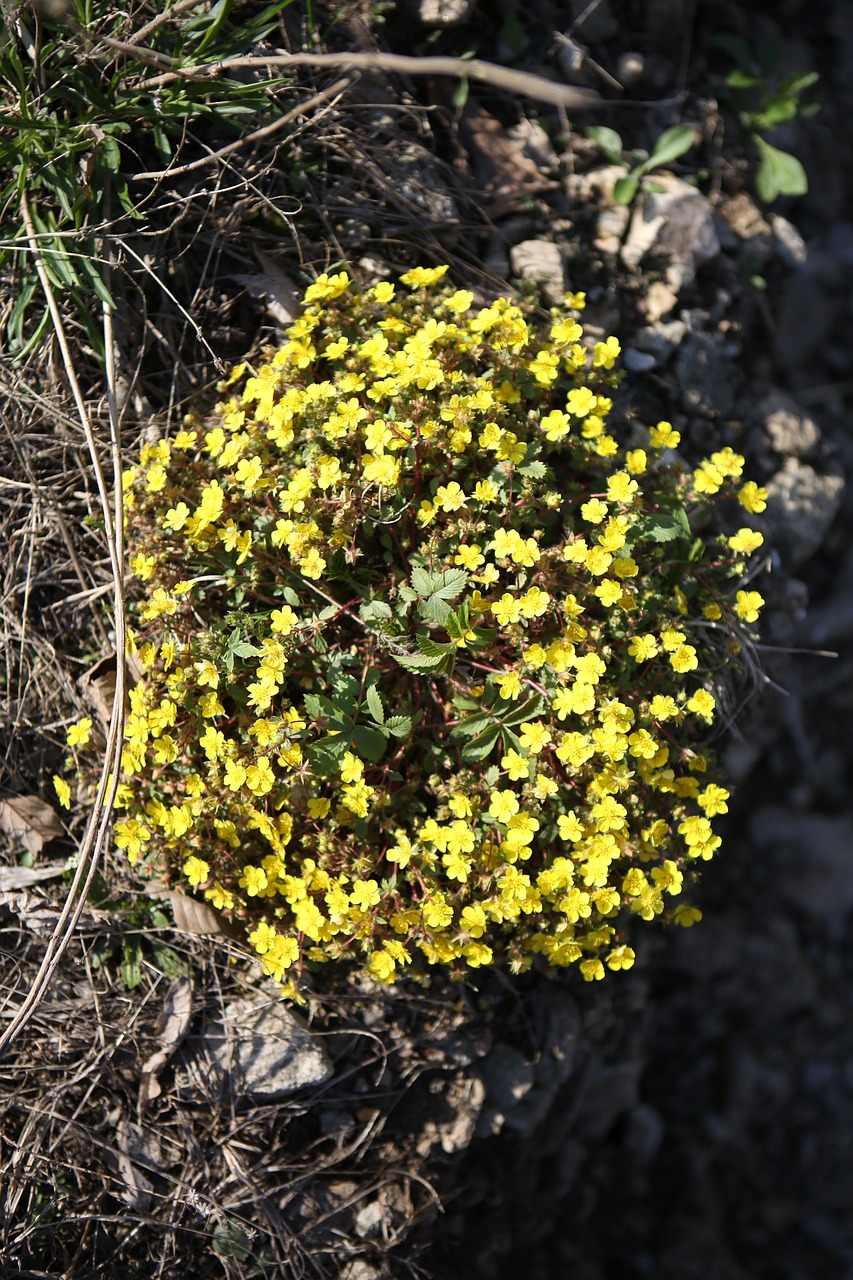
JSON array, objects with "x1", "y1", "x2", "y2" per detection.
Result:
[
  {"x1": 183, "y1": 856, "x2": 210, "y2": 887},
  {"x1": 734, "y1": 590, "x2": 764, "y2": 623},
  {"x1": 66, "y1": 718, "x2": 92, "y2": 748},
  {"x1": 53, "y1": 776, "x2": 71, "y2": 809}
]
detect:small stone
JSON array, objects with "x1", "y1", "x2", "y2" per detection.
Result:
[
  {"x1": 353, "y1": 1200, "x2": 384, "y2": 1240},
  {"x1": 763, "y1": 458, "x2": 844, "y2": 566},
  {"x1": 623, "y1": 347, "x2": 657, "y2": 372},
  {"x1": 567, "y1": 164, "x2": 628, "y2": 206},
  {"x1": 418, "y1": 0, "x2": 475, "y2": 25},
  {"x1": 616, "y1": 51, "x2": 645, "y2": 87},
  {"x1": 507, "y1": 118, "x2": 559, "y2": 174},
  {"x1": 394, "y1": 144, "x2": 458, "y2": 223},
  {"x1": 621, "y1": 173, "x2": 720, "y2": 284},
  {"x1": 643, "y1": 279, "x2": 679, "y2": 321},
  {"x1": 759, "y1": 389, "x2": 820, "y2": 457},
  {"x1": 178, "y1": 995, "x2": 333, "y2": 1102},
  {"x1": 770, "y1": 213, "x2": 808, "y2": 267},
  {"x1": 633, "y1": 319, "x2": 687, "y2": 360},
  {"x1": 510, "y1": 239, "x2": 565, "y2": 305},
  {"x1": 595, "y1": 206, "x2": 630, "y2": 254},
  {"x1": 749, "y1": 807, "x2": 853, "y2": 924},
  {"x1": 675, "y1": 329, "x2": 736, "y2": 417}
]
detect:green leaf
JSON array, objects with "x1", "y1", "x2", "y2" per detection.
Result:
[
  {"x1": 637, "y1": 508, "x2": 691, "y2": 542},
  {"x1": 360, "y1": 599, "x2": 393, "y2": 625},
  {"x1": 417, "y1": 634, "x2": 455, "y2": 658},
  {"x1": 318, "y1": 604, "x2": 338, "y2": 622},
  {"x1": 725, "y1": 68, "x2": 759, "y2": 89},
  {"x1": 307, "y1": 734, "x2": 348, "y2": 776},
  {"x1": 353, "y1": 724, "x2": 388, "y2": 762},
  {"x1": 461, "y1": 725, "x2": 501, "y2": 763},
  {"x1": 586, "y1": 125, "x2": 623, "y2": 163},
  {"x1": 613, "y1": 174, "x2": 639, "y2": 205},
  {"x1": 365, "y1": 683, "x2": 384, "y2": 725},
  {"x1": 754, "y1": 136, "x2": 807, "y2": 202},
  {"x1": 149, "y1": 942, "x2": 192, "y2": 979},
  {"x1": 647, "y1": 124, "x2": 696, "y2": 170},
  {"x1": 450, "y1": 711, "x2": 493, "y2": 741},
  {"x1": 120, "y1": 939, "x2": 143, "y2": 990},
  {"x1": 231, "y1": 640, "x2": 261, "y2": 658},
  {"x1": 393, "y1": 651, "x2": 446, "y2": 673},
  {"x1": 714, "y1": 32, "x2": 755, "y2": 71},
  {"x1": 386, "y1": 715, "x2": 412, "y2": 739}
]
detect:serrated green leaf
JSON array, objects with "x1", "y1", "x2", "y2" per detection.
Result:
[
  {"x1": 393, "y1": 651, "x2": 446, "y2": 673},
  {"x1": 353, "y1": 724, "x2": 389, "y2": 762},
  {"x1": 231, "y1": 640, "x2": 261, "y2": 658},
  {"x1": 386, "y1": 715, "x2": 412, "y2": 739},
  {"x1": 518, "y1": 459, "x2": 549, "y2": 479},
  {"x1": 365, "y1": 684, "x2": 384, "y2": 725},
  {"x1": 307, "y1": 735, "x2": 349, "y2": 776},
  {"x1": 499, "y1": 695, "x2": 545, "y2": 729},
  {"x1": 149, "y1": 942, "x2": 192, "y2": 979},
  {"x1": 461, "y1": 725, "x2": 501, "y2": 763},
  {"x1": 637, "y1": 508, "x2": 691, "y2": 542},
  {"x1": 318, "y1": 604, "x2": 338, "y2": 621},
  {"x1": 360, "y1": 599, "x2": 393, "y2": 625},
  {"x1": 417, "y1": 634, "x2": 454, "y2": 658}
]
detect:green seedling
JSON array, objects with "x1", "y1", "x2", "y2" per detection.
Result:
[
  {"x1": 716, "y1": 33, "x2": 819, "y2": 203},
  {"x1": 585, "y1": 123, "x2": 697, "y2": 205}
]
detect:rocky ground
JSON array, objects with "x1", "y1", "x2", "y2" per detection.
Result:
[{"x1": 2, "y1": 0, "x2": 853, "y2": 1276}]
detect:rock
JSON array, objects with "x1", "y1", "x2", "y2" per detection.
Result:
[
  {"x1": 394, "y1": 144, "x2": 458, "y2": 223},
  {"x1": 718, "y1": 192, "x2": 772, "y2": 259},
  {"x1": 341, "y1": 1263, "x2": 381, "y2": 1280},
  {"x1": 675, "y1": 328, "x2": 736, "y2": 417},
  {"x1": 566, "y1": 164, "x2": 627, "y2": 206},
  {"x1": 556, "y1": 34, "x2": 592, "y2": 85},
  {"x1": 770, "y1": 213, "x2": 808, "y2": 267},
  {"x1": 417, "y1": 0, "x2": 475, "y2": 25},
  {"x1": 419, "y1": 1071, "x2": 485, "y2": 1155},
  {"x1": 353, "y1": 1200, "x2": 384, "y2": 1240},
  {"x1": 616, "y1": 51, "x2": 645, "y2": 88},
  {"x1": 643, "y1": 279, "x2": 679, "y2": 322},
  {"x1": 759, "y1": 388, "x2": 820, "y2": 457},
  {"x1": 621, "y1": 174, "x2": 720, "y2": 284},
  {"x1": 623, "y1": 347, "x2": 657, "y2": 372},
  {"x1": 177, "y1": 994, "x2": 333, "y2": 1102},
  {"x1": 477, "y1": 1045, "x2": 536, "y2": 1136},
  {"x1": 763, "y1": 458, "x2": 844, "y2": 566},
  {"x1": 574, "y1": 1058, "x2": 643, "y2": 1142},
  {"x1": 633, "y1": 318, "x2": 687, "y2": 361},
  {"x1": 507, "y1": 118, "x2": 558, "y2": 174},
  {"x1": 595, "y1": 206, "x2": 630, "y2": 255},
  {"x1": 510, "y1": 239, "x2": 565, "y2": 305},
  {"x1": 749, "y1": 807, "x2": 853, "y2": 925}
]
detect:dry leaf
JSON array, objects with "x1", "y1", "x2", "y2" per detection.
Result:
[
  {"x1": 232, "y1": 250, "x2": 298, "y2": 327},
  {"x1": 158, "y1": 889, "x2": 231, "y2": 937},
  {"x1": 0, "y1": 795, "x2": 63, "y2": 855},
  {"x1": 114, "y1": 1119, "x2": 155, "y2": 1211},
  {"x1": 140, "y1": 977, "x2": 193, "y2": 1105},
  {"x1": 79, "y1": 651, "x2": 144, "y2": 730},
  {"x1": 0, "y1": 862, "x2": 66, "y2": 891},
  {"x1": 459, "y1": 100, "x2": 558, "y2": 217}
]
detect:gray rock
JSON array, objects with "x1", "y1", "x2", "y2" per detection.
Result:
[
  {"x1": 595, "y1": 206, "x2": 630, "y2": 254},
  {"x1": 763, "y1": 458, "x2": 844, "y2": 566},
  {"x1": 478, "y1": 1044, "x2": 536, "y2": 1135},
  {"x1": 623, "y1": 347, "x2": 657, "y2": 372},
  {"x1": 419, "y1": 1071, "x2": 485, "y2": 1154},
  {"x1": 643, "y1": 279, "x2": 679, "y2": 322},
  {"x1": 178, "y1": 995, "x2": 333, "y2": 1102},
  {"x1": 616, "y1": 51, "x2": 645, "y2": 88},
  {"x1": 574, "y1": 1059, "x2": 643, "y2": 1142},
  {"x1": 621, "y1": 174, "x2": 720, "y2": 284},
  {"x1": 633, "y1": 319, "x2": 687, "y2": 361},
  {"x1": 718, "y1": 192, "x2": 772, "y2": 259},
  {"x1": 394, "y1": 144, "x2": 458, "y2": 223},
  {"x1": 507, "y1": 118, "x2": 558, "y2": 174},
  {"x1": 418, "y1": 0, "x2": 475, "y2": 25},
  {"x1": 566, "y1": 164, "x2": 627, "y2": 206},
  {"x1": 770, "y1": 213, "x2": 808, "y2": 267},
  {"x1": 341, "y1": 1264, "x2": 381, "y2": 1280},
  {"x1": 760, "y1": 389, "x2": 820, "y2": 457},
  {"x1": 749, "y1": 807, "x2": 853, "y2": 925},
  {"x1": 675, "y1": 329, "x2": 736, "y2": 417},
  {"x1": 510, "y1": 239, "x2": 565, "y2": 305}
]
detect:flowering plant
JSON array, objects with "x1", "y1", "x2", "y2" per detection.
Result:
[{"x1": 94, "y1": 265, "x2": 766, "y2": 997}]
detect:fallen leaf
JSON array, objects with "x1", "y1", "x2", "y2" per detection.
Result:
[
  {"x1": 0, "y1": 863, "x2": 66, "y2": 891},
  {"x1": 114, "y1": 1118, "x2": 156, "y2": 1211},
  {"x1": 459, "y1": 100, "x2": 559, "y2": 217},
  {"x1": 157, "y1": 889, "x2": 234, "y2": 937},
  {"x1": 79, "y1": 652, "x2": 144, "y2": 731},
  {"x1": 0, "y1": 795, "x2": 63, "y2": 855},
  {"x1": 140, "y1": 976, "x2": 193, "y2": 1105},
  {"x1": 232, "y1": 250, "x2": 298, "y2": 328}
]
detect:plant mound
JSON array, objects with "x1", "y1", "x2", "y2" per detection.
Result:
[{"x1": 110, "y1": 266, "x2": 766, "y2": 996}]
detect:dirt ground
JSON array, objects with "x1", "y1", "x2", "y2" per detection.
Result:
[{"x1": 2, "y1": 1, "x2": 853, "y2": 1277}]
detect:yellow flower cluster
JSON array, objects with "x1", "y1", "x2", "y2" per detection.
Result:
[{"x1": 107, "y1": 267, "x2": 765, "y2": 996}]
